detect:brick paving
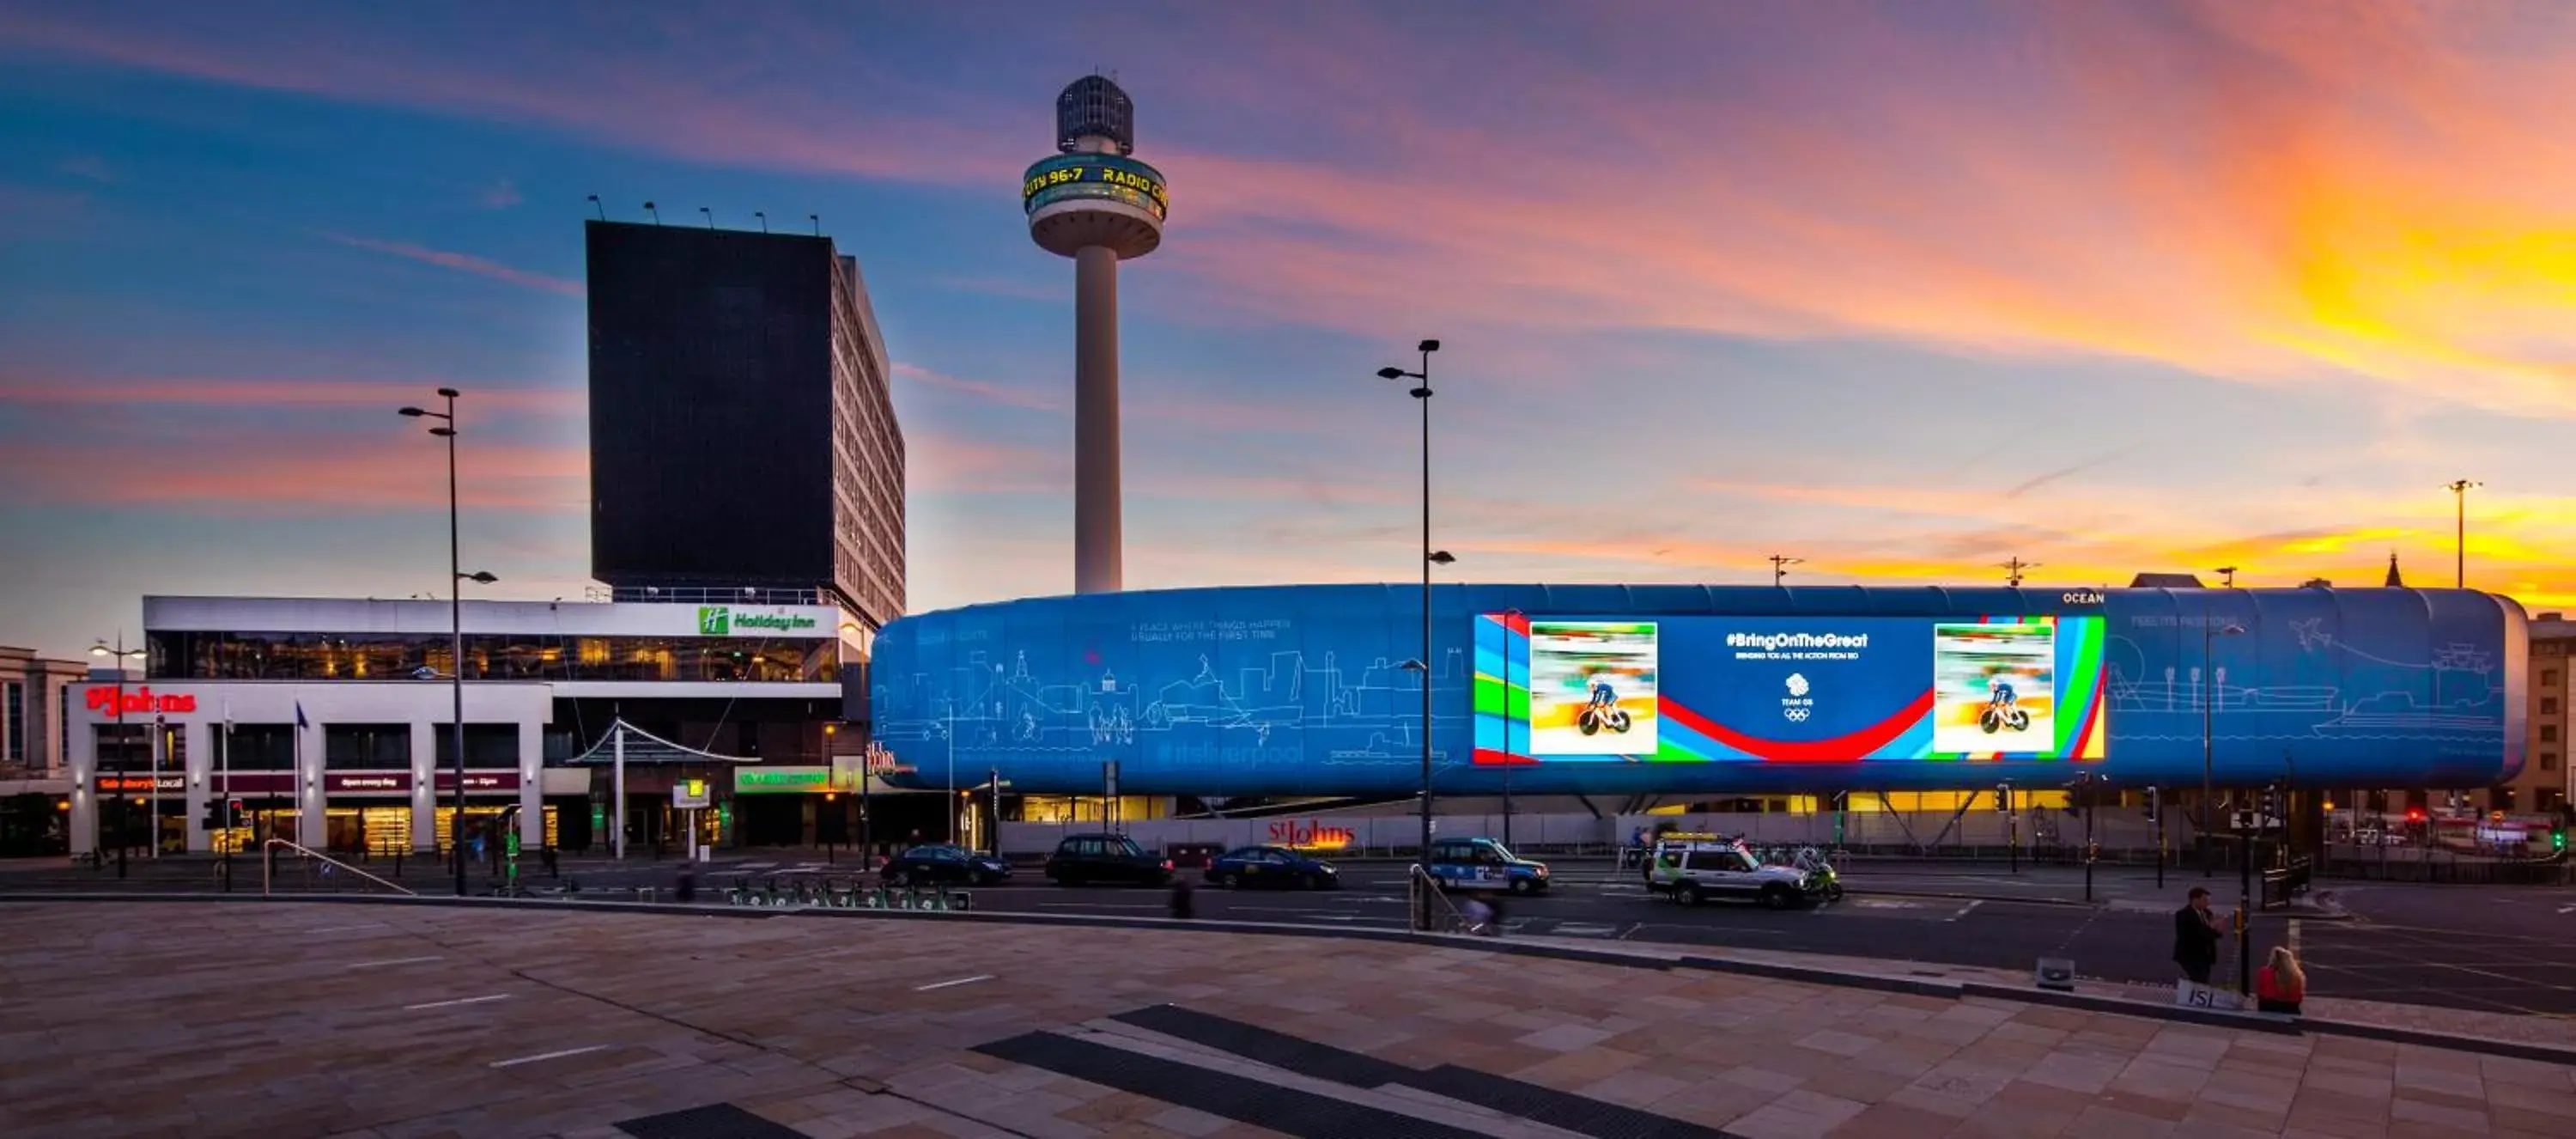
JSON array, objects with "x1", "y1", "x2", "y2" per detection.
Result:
[{"x1": 0, "y1": 903, "x2": 2568, "y2": 1138}]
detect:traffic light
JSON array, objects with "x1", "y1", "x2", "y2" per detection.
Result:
[
  {"x1": 2144, "y1": 786, "x2": 2160, "y2": 825},
  {"x1": 2552, "y1": 825, "x2": 2567, "y2": 854},
  {"x1": 202, "y1": 799, "x2": 223, "y2": 831}
]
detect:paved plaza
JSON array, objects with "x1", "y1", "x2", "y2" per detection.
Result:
[{"x1": 2, "y1": 902, "x2": 2573, "y2": 1138}]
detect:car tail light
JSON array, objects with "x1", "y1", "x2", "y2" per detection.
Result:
[{"x1": 1163, "y1": 860, "x2": 1174, "y2": 871}]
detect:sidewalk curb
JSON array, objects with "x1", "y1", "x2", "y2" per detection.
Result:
[{"x1": 1, "y1": 892, "x2": 2559, "y2": 1065}]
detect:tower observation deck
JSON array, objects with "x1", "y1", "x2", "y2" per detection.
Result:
[{"x1": 1025, "y1": 75, "x2": 1166, "y2": 594}]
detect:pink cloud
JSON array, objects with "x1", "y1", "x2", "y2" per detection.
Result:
[
  {"x1": 0, "y1": 376, "x2": 582, "y2": 416},
  {"x1": 891, "y1": 362, "x2": 1060, "y2": 413},
  {"x1": 315, "y1": 231, "x2": 583, "y2": 296},
  {"x1": 0, "y1": 431, "x2": 585, "y2": 515}
]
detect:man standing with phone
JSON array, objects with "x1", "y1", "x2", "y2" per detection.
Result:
[{"x1": 2173, "y1": 886, "x2": 2223, "y2": 984}]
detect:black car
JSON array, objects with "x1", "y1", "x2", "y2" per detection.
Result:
[
  {"x1": 1042, "y1": 832, "x2": 1172, "y2": 886},
  {"x1": 881, "y1": 844, "x2": 1012, "y2": 888},
  {"x1": 1205, "y1": 845, "x2": 1340, "y2": 889}
]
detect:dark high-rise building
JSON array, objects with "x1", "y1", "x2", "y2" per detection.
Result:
[{"x1": 585, "y1": 221, "x2": 905, "y2": 629}]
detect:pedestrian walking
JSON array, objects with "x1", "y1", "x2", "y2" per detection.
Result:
[
  {"x1": 2172, "y1": 886, "x2": 2222, "y2": 985},
  {"x1": 541, "y1": 844, "x2": 559, "y2": 878},
  {"x1": 2256, "y1": 947, "x2": 2306, "y2": 1015}
]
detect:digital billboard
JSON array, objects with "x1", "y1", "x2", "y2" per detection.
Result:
[
  {"x1": 1526, "y1": 620, "x2": 1661, "y2": 755},
  {"x1": 1474, "y1": 612, "x2": 2107, "y2": 764},
  {"x1": 1021, "y1": 154, "x2": 1170, "y2": 222}
]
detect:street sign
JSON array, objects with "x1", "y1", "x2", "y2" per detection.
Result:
[{"x1": 672, "y1": 778, "x2": 711, "y2": 809}]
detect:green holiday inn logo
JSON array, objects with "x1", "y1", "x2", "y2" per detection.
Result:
[{"x1": 697, "y1": 606, "x2": 818, "y2": 635}]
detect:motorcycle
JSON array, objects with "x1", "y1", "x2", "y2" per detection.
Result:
[
  {"x1": 1978, "y1": 701, "x2": 2032, "y2": 734},
  {"x1": 1577, "y1": 701, "x2": 1634, "y2": 736}
]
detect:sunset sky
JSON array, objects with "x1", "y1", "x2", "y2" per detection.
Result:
[{"x1": 3, "y1": 1, "x2": 2574, "y2": 657}]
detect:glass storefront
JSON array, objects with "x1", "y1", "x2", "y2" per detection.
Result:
[
  {"x1": 431, "y1": 805, "x2": 559, "y2": 852},
  {"x1": 324, "y1": 807, "x2": 415, "y2": 856},
  {"x1": 150, "y1": 631, "x2": 836, "y2": 685}
]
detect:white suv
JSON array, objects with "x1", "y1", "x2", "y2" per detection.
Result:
[{"x1": 1646, "y1": 842, "x2": 1817, "y2": 909}]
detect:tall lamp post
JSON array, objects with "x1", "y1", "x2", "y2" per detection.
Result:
[
  {"x1": 1769, "y1": 555, "x2": 1803, "y2": 586},
  {"x1": 1500, "y1": 605, "x2": 1524, "y2": 849},
  {"x1": 1377, "y1": 339, "x2": 1449, "y2": 927},
  {"x1": 399, "y1": 389, "x2": 498, "y2": 898},
  {"x1": 2201, "y1": 618, "x2": 2245, "y2": 877},
  {"x1": 2444, "y1": 479, "x2": 2480, "y2": 588},
  {"x1": 88, "y1": 636, "x2": 147, "y2": 879}
]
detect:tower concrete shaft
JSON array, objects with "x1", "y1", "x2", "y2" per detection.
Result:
[
  {"x1": 1074, "y1": 245, "x2": 1122, "y2": 594},
  {"x1": 1025, "y1": 75, "x2": 1165, "y2": 594}
]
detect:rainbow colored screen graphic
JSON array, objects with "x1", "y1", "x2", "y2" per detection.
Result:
[{"x1": 1473, "y1": 612, "x2": 2107, "y2": 765}]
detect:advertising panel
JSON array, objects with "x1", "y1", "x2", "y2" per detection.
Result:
[{"x1": 1475, "y1": 612, "x2": 2106, "y2": 764}]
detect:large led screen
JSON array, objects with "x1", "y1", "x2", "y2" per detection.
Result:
[{"x1": 1473, "y1": 613, "x2": 2106, "y2": 764}]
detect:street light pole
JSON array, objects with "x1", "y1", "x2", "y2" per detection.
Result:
[
  {"x1": 1770, "y1": 555, "x2": 1803, "y2": 586},
  {"x1": 2201, "y1": 617, "x2": 2245, "y2": 877},
  {"x1": 2445, "y1": 479, "x2": 2480, "y2": 588},
  {"x1": 1379, "y1": 340, "x2": 1447, "y2": 930},
  {"x1": 89, "y1": 636, "x2": 146, "y2": 880},
  {"x1": 401, "y1": 389, "x2": 496, "y2": 898}
]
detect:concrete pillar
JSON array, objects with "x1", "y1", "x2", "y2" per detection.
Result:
[
  {"x1": 518, "y1": 721, "x2": 543, "y2": 849},
  {"x1": 1073, "y1": 243, "x2": 1121, "y2": 594},
  {"x1": 297, "y1": 713, "x2": 325, "y2": 849},
  {"x1": 410, "y1": 721, "x2": 437, "y2": 852},
  {"x1": 183, "y1": 720, "x2": 212, "y2": 853},
  {"x1": 70, "y1": 716, "x2": 97, "y2": 856}
]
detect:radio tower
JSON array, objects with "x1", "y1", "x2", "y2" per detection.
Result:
[{"x1": 1024, "y1": 76, "x2": 1168, "y2": 594}]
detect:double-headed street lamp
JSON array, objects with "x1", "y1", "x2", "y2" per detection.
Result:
[
  {"x1": 2444, "y1": 479, "x2": 2480, "y2": 588},
  {"x1": 398, "y1": 389, "x2": 498, "y2": 898},
  {"x1": 88, "y1": 636, "x2": 147, "y2": 879},
  {"x1": 1376, "y1": 340, "x2": 1449, "y2": 916},
  {"x1": 2201, "y1": 618, "x2": 2245, "y2": 876}
]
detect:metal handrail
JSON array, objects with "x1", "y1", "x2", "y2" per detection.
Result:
[
  {"x1": 1406, "y1": 863, "x2": 1472, "y2": 934},
  {"x1": 261, "y1": 838, "x2": 416, "y2": 898}
]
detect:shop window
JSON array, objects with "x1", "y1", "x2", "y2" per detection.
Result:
[
  {"x1": 3, "y1": 681, "x2": 21, "y2": 767},
  {"x1": 433, "y1": 724, "x2": 520, "y2": 767},
  {"x1": 216, "y1": 725, "x2": 298, "y2": 770},
  {"x1": 325, "y1": 723, "x2": 411, "y2": 770}
]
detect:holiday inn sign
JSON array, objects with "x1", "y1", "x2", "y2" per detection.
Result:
[{"x1": 694, "y1": 606, "x2": 828, "y2": 636}]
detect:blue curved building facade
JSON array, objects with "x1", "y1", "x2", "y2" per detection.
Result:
[{"x1": 870, "y1": 584, "x2": 2526, "y2": 795}]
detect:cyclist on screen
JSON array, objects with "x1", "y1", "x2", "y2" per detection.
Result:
[
  {"x1": 1589, "y1": 675, "x2": 1619, "y2": 710},
  {"x1": 1987, "y1": 674, "x2": 2018, "y2": 711}
]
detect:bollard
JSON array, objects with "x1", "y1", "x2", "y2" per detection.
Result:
[{"x1": 1170, "y1": 877, "x2": 1195, "y2": 920}]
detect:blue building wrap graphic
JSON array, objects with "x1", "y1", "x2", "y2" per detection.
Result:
[{"x1": 869, "y1": 584, "x2": 2526, "y2": 795}]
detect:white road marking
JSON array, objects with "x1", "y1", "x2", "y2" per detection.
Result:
[
  {"x1": 405, "y1": 994, "x2": 512, "y2": 1011},
  {"x1": 1947, "y1": 900, "x2": 1985, "y2": 923},
  {"x1": 1548, "y1": 923, "x2": 1620, "y2": 938},
  {"x1": 344, "y1": 956, "x2": 441, "y2": 970},
  {"x1": 1030, "y1": 902, "x2": 1165, "y2": 911},
  {"x1": 2558, "y1": 904, "x2": 2576, "y2": 915},
  {"x1": 914, "y1": 974, "x2": 994, "y2": 991},
  {"x1": 305, "y1": 923, "x2": 388, "y2": 935},
  {"x1": 489, "y1": 1045, "x2": 611, "y2": 1069}
]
